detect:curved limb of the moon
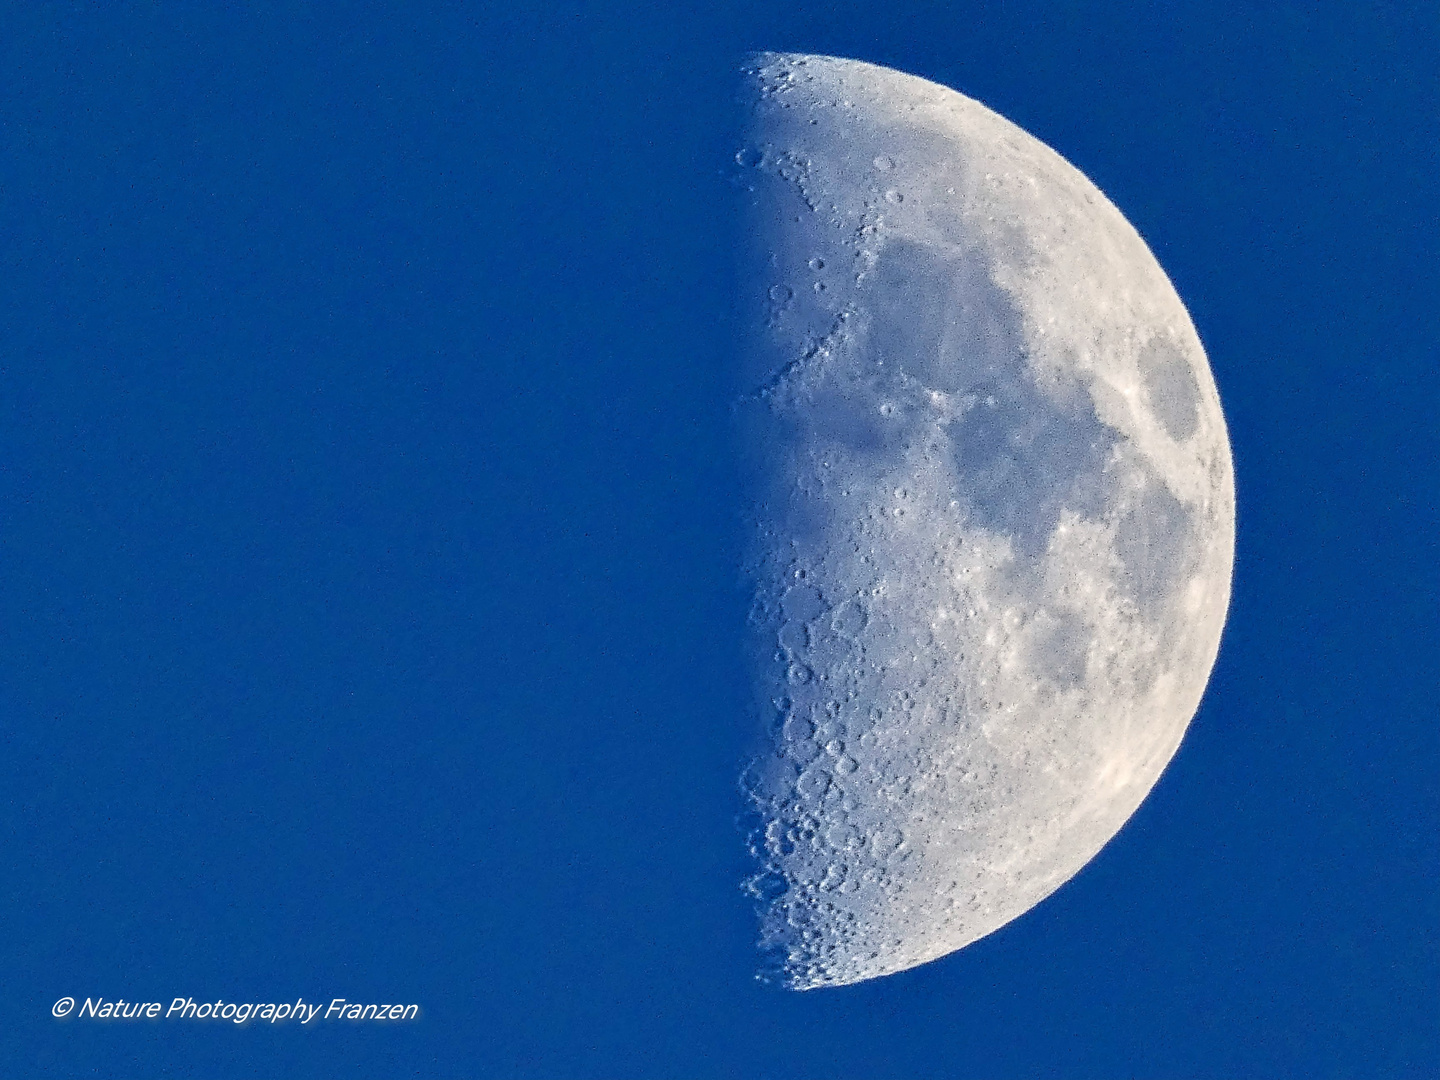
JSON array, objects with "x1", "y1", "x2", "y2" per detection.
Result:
[{"x1": 735, "y1": 53, "x2": 1235, "y2": 990}]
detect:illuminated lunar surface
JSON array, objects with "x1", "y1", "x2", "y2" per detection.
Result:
[{"x1": 735, "y1": 53, "x2": 1235, "y2": 990}]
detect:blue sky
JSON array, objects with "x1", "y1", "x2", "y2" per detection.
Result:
[{"x1": 1, "y1": 3, "x2": 1435, "y2": 1077}]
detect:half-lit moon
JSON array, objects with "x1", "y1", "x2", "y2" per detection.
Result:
[{"x1": 735, "y1": 53, "x2": 1235, "y2": 990}]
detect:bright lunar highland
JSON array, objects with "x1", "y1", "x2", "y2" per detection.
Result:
[{"x1": 735, "y1": 53, "x2": 1235, "y2": 990}]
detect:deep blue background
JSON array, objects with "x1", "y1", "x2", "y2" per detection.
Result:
[{"x1": 1, "y1": 3, "x2": 1434, "y2": 1077}]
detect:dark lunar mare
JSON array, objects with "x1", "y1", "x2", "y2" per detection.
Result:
[{"x1": 858, "y1": 236, "x2": 1124, "y2": 560}]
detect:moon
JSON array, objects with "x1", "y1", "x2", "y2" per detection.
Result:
[{"x1": 734, "y1": 53, "x2": 1235, "y2": 990}]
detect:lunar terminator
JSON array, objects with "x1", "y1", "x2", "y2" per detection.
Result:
[{"x1": 736, "y1": 53, "x2": 1235, "y2": 990}]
